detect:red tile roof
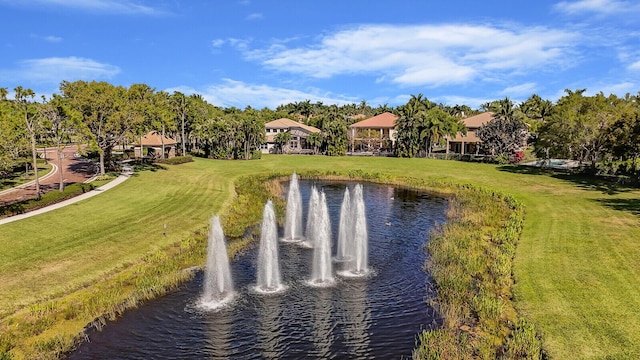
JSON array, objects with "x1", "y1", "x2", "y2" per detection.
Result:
[{"x1": 349, "y1": 112, "x2": 398, "y2": 129}]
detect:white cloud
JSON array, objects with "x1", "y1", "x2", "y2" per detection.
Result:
[
  {"x1": 591, "y1": 81, "x2": 637, "y2": 95},
  {"x1": 228, "y1": 38, "x2": 251, "y2": 51},
  {"x1": 29, "y1": 33, "x2": 63, "y2": 42},
  {"x1": 44, "y1": 35, "x2": 62, "y2": 43},
  {"x1": 3, "y1": 0, "x2": 165, "y2": 15},
  {"x1": 435, "y1": 95, "x2": 495, "y2": 109},
  {"x1": 553, "y1": 0, "x2": 630, "y2": 15},
  {"x1": 211, "y1": 39, "x2": 225, "y2": 48},
  {"x1": 165, "y1": 79, "x2": 355, "y2": 109},
  {"x1": 1, "y1": 57, "x2": 120, "y2": 85},
  {"x1": 499, "y1": 83, "x2": 538, "y2": 96},
  {"x1": 629, "y1": 60, "x2": 640, "y2": 70},
  {"x1": 246, "y1": 12, "x2": 263, "y2": 20},
  {"x1": 244, "y1": 24, "x2": 577, "y2": 88}
]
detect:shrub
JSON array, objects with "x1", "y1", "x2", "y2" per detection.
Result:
[
  {"x1": 155, "y1": 156, "x2": 194, "y2": 165},
  {"x1": 495, "y1": 153, "x2": 511, "y2": 164},
  {"x1": 511, "y1": 151, "x2": 525, "y2": 164},
  {"x1": 0, "y1": 182, "x2": 95, "y2": 218}
]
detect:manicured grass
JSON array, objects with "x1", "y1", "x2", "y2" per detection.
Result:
[
  {"x1": 1, "y1": 155, "x2": 639, "y2": 359},
  {"x1": 0, "y1": 161, "x2": 52, "y2": 192}
]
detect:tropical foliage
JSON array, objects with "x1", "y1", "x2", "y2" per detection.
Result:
[
  {"x1": 394, "y1": 94, "x2": 466, "y2": 157},
  {"x1": 476, "y1": 98, "x2": 529, "y2": 158},
  {"x1": 2, "y1": 81, "x2": 640, "y2": 182}
]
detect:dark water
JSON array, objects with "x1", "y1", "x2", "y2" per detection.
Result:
[{"x1": 69, "y1": 181, "x2": 447, "y2": 359}]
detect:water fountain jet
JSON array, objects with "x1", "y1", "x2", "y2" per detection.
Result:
[
  {"x1": 282, "y1": 172, "x2": 303, "y2": 243},
  {"x1": 342, "y1": 184, "x2": 369, "y2": 277},
  {"x1": 335, "y1": 187, "x2": 353, "y2": 262},
  {"x1": 302, "y1": 186, "x2": 320, "y2": 249},
  {"x1": 200, "y1": 216, "x2": 234, "y2": 309},
  {"x1": 256, "y1": 200, "x2": 285, "y2": 293},
  {"x1": 310, "y1": 191, "x2": 334, "y2": 286}
]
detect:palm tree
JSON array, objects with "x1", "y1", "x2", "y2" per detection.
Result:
[
  {"x1": 494, "y1": 97, "x2": 515, "y2": 121},
  {"x1": 395, "y1": 94, "x2": 429, "y2": 157},
  {"x1": 306, "y1": 132, "x2": 322, "y2": 154},
  {"x1": 274, "y1": 131, "x2": 292, "y2": 154}
]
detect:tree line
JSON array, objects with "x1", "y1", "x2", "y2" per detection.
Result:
[{"x1": 2, "y1": 81, "x2": 639, "y2": 187}]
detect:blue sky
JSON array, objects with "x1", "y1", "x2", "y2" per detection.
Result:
[{"x1": 1, "y1": 0, "x2": 639, "y2": 109}]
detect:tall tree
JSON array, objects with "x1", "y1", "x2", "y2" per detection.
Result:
[
  {"x1": 535, "y1": 89, "x2": 619, "y2": 167},
  {"x1": 14, "y1": 86, "x2": 42, "y2": 199},
  {"x1": 274, "y1": 131, "x2": 292, "y2": 154},
  {"x1": 39, "y1": 94, "x2": 78, "y2": 191},
  {"x1": 306, "y1": 132, "x2": 322, "y2": 155},
  {"x1": 61, "y1": 80, "x2": 138, "y2": 175},
  {"x1": 0, "y1": 90, "x2": 29, "y2": 176},
  {"x1": 395, "y1": 94, "x2": 434, "y2": 157},
  {"x1": 170, "y1": 91, "x2": 188, "y2": 155},
  {"x1": 238, "y1": 107, "x2": 265, "y2": 160},
  {"x1": 320, "y1": 106, "x2": 348, "y2": 156},
  {"x1": 476, "y1": 116, "x2": 528, "y2": 157},
  {"x1": 420, "y1": 108, "x2": 465, "y2": 156}
]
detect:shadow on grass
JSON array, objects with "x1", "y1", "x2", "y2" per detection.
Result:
[
  {"x1": 498, "y1": 165, "x2": 636, "y2": 195},
  {"x1": 130, "y1": 162, "x2": 168, "y2": 176},
  {"x1": 593, "y1": 198, "x2": 640, "y2": 217}
]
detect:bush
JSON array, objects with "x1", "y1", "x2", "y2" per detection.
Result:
[
  {"x1": 250, "y1": 150, "x2": 262, "y2": 160},
  {"x1": 0, "y1": 182, "x2": 95, "y2": 218},
  {"x1": 495, "y1": 153, "x2": 511, "y2": 165},
  {"x1": 155, "y1": 156, "x2": 194, "y2": 165},
  {"x1": 511, "y1": 151, "x2": 525, "y2": 164}
]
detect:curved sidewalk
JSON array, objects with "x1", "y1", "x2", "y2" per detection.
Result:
[
  {"x1": 0, "y1": 163, "x2": 59, "y2": 197},
  {"x1": 0, "y1": 165, "x2": 133, "y2": 226}
]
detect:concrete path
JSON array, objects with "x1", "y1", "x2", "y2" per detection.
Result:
[{"x1": 0, "y1": 165, "x2": 133, "y2": 226}]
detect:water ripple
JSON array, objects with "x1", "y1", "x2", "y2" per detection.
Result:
[{"x1": 69, "y1": 181, "x2": 446, "y2": 360}]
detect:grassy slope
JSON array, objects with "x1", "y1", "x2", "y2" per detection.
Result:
[{"x1": 1, "y1": 155, "x2": 639, "y2": 359}]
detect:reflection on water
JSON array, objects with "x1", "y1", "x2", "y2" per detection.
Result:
[
  {"x1": 312, "y1": 288, "x2": 334, "y2": 357},
  {"x1": 341, "y1": 280, "x2": 371, "y2": 359},
  {"x1": 258, "y1": 295, "x2": 285, "y2": 359},
  {"x1": 69, "y1": 181, "x2": 447, "y2": 359},
  {"x1": 207, "y1": 308, "x2": 233, "y2": 359}
]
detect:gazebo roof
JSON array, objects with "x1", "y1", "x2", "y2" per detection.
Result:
[{"x1": 135, "y1": 131, "x2": 177, "y2": 146}]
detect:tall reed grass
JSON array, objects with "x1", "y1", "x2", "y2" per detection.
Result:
[{"x1": 413, "y1": 186, "x2": 543, "y2": 359}]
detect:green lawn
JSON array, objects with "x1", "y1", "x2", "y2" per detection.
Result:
[
  {"x1": 1, "y1": 155, "x2": 639, "y2": 359},
  {"x1": 0, "y1": 161, "x2": 52, "y2": 192}
]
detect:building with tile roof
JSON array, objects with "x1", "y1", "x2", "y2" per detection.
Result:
[
  {"x1": 446, "y1": 112, "x2": 494, "y2": 155},
  {"x1": 348, "y1": 112, "x2": 398, "y2": 153},
  {"x1": 263, "y1": 118, "x2": 321, "y2": 154},
  {"x1": 133, "y1": 131, "x2": 177, "y2": 158}
]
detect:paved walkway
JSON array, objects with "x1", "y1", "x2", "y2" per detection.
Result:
[
  {"x1": 0, "y1": 145, "x2": 97, "y2": 205},
  {"x1": 0, "y1": 165, "x2": 133, "y2": 226},
  {"x1": 0, "y1": 163, "x2": 60, "y2": 197}
]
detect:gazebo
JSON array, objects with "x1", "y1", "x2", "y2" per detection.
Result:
[{"x1": 134, "y1": 131, "x2": 177, "y2": 159}]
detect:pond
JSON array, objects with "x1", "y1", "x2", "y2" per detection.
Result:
[{"x1": 69, "y1": 180, "x2": 447, "y2": 359}]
